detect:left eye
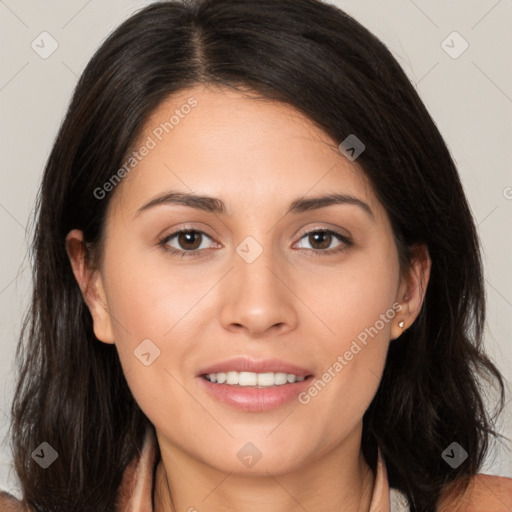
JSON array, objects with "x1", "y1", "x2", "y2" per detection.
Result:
[{"x1": 294, "y1": 229, "x2": 351, "y2": 253}]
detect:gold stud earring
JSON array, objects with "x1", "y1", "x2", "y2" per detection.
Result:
[{"x1": 398, "y1": 321, "x2": 405, "y2": 329}]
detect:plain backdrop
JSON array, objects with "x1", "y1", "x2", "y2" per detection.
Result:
[{"x1": 1, "y1": 0, "x2": 511, "y2": 498}]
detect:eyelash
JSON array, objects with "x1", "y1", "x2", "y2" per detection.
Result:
[{"x1": 158, "y1": 228, "x2": 353, "y2": 259}]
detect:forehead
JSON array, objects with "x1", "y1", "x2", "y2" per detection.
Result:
[{"x1": 108, "y1": 85, "x2": 382, "y2": 222}]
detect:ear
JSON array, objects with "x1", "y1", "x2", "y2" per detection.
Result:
[
  {"x1": 390, "y1": 243, "x2": 431, "y2": 340},
  {"x1": 65, "y1": 229, "x2": 115, "y2": 344}
]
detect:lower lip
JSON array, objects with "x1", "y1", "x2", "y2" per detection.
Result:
[{"x1": 198, "y1": 376, "x2": 313, "y2": 412}]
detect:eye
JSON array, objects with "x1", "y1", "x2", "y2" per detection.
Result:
[
  {"x1": 158, "y1": 229, "x2": 217, "y2": 258},
  {"x1": 158, "y1": 228, "x2": 352, "y2": 259},
  {"x1": 294, "y1": 229, "x2": 352, "y2": 255}
]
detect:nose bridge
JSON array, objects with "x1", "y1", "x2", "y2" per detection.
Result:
[
  {"x1": 219, "y1": 233, "x2": 297, "y2": 335},
  {"x1": 234, "y1": 233, "x2": 283, "y2": 304}
]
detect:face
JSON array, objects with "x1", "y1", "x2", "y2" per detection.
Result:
[{"x1": 67, "y1": 85, "x2": 429, "y2": 477}]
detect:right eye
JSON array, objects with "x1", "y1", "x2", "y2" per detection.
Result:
[{"x1": 158, "y1": 229, "x2": 219, "y2": 258}]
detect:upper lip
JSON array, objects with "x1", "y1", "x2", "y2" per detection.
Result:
[{"x1": 198, "y1": 357, "x2": 313, "y2": 377}]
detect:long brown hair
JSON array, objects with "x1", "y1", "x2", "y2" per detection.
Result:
[{"x1": 8, "y1": 0, "x2": 505, "y2": 510}]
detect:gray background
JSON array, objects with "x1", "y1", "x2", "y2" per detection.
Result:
[{"x1": 1, "y1": 0, "x2": 511, "y2": 498}]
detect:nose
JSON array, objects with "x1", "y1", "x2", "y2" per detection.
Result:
[{"x1": 219, "y1": 245, "x2": 298, "y2": 338}]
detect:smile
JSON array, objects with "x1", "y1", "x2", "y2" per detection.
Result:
[{"x1": 203, "y1": 371, "x2": 306, "y2": 387}]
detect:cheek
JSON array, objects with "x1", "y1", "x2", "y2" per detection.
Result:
[
  {"x1": 296, "y1": 244, "x2": 399, "y2": 422},
  {"x1": 306, "y1": 243, "x2": 399, "y2": 351},
  {"x1": 100, "y1": 246, "x2": 211, "y2": 403},
  {"x1": 326, "y1": 272, "x2": 397, "y2": 349},
  {"x1": 105, "y1": 266, "x2": 208, "y2": 441},
  {"x1": 103, "y1": 240, "x2": 215, "y2": 342}
]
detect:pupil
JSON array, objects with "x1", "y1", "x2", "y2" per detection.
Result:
[
  {"x1": 311, "y1": 231, "x2": 330, "y2": 249},
  {"x1": 180, "y1": 231, "x2": 201, "y2": 250}
]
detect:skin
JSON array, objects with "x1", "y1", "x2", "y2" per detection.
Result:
[{"x1": 66, "y1": 85, "x2": 431, "y2": 512}]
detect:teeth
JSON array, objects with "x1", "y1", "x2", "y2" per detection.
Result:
[
  {"x1": 226, "y1": 371, "x2": 239, "y2": 385},
  {"x1": 204, "y1": 371, "x2": 306, "y2": 387},
  {"x1": 239, "y1": 372, "x2": 257, "y2": 386},
  {"x1": 257, "y1": 372, "x2": 275, "y2": 387}
]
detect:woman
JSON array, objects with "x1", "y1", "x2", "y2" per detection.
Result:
[{"x1": 2, "y1": 0, "x2": 511, "y2": 510}]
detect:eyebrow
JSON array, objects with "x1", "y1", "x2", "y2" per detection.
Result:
[{"x1": 135, "y1": 191, "x2": 375, "y2": 221}]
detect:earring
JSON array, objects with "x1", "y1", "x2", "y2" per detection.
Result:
[{"x1": 398, "y1": 321, "x2": 405, "y2": 329}]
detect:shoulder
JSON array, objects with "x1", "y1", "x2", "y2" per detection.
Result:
[
  {"x1": 0, "y1": 490, "x2": 29, "y2": 511},
  {"x1": 438, "y1": 473, "x2": 512, "y2": 512}
]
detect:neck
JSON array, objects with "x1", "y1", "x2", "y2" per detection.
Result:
[{"x1": 153, "y1": 427, "x2": 375, "y2": 512}]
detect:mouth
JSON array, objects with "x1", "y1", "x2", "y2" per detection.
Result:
[
  {"x1": 197, "y1": 357, "x2": 314, "y2": 412},
  {"x1": 202, "y1": 371, "x2": 309, "y2": 387}
]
